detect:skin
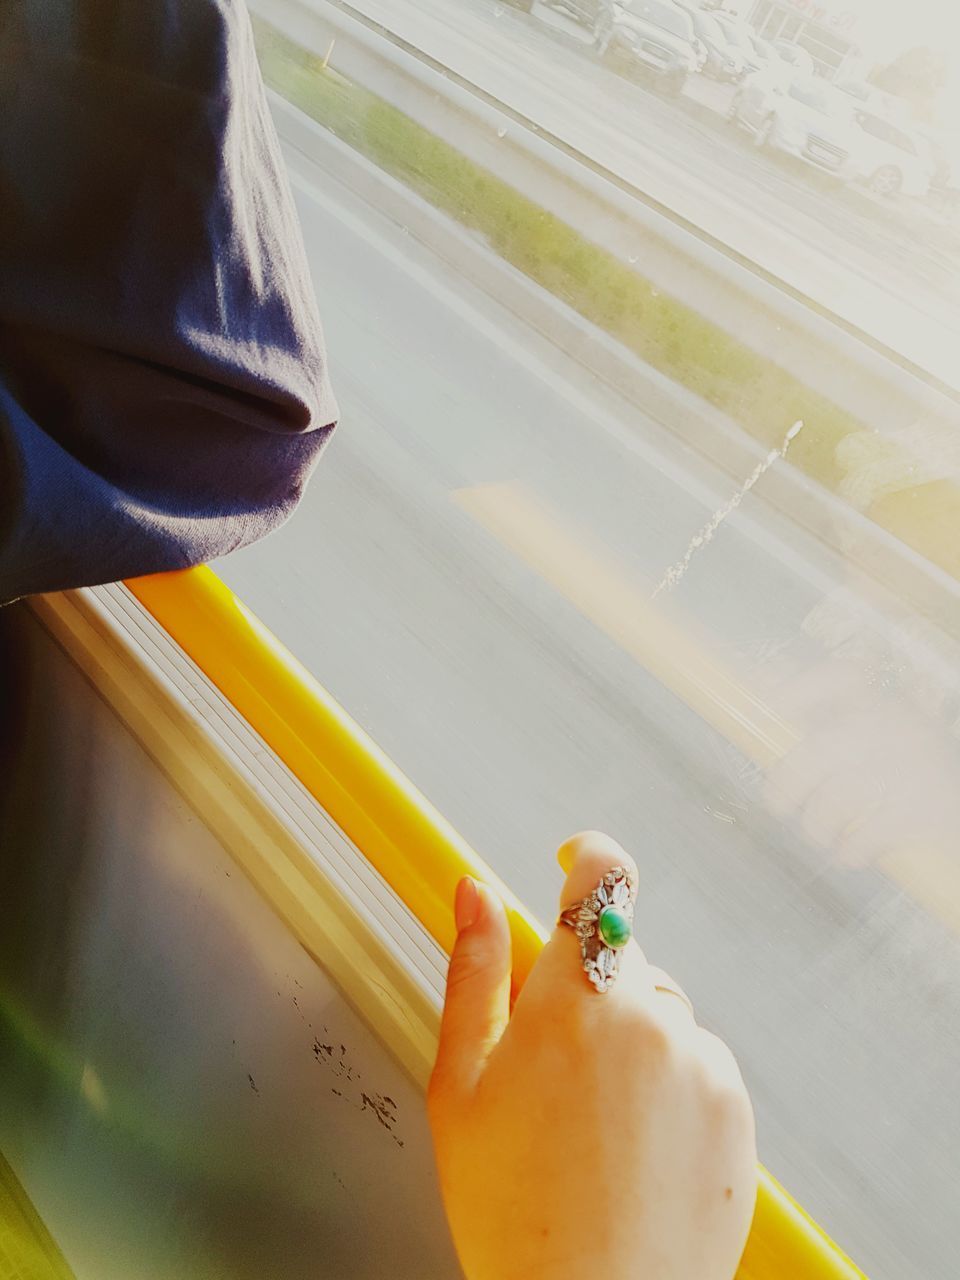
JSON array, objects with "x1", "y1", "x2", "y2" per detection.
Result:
[{"x1": 428, "y1": 831, "x2": 757, "y2": 1280}]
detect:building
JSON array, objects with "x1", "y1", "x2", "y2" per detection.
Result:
[{"x1": 748, "y1": 0, "x2": 861, "y2": 79}]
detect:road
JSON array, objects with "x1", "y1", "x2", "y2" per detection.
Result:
[
  {"x1": 324, "y1": 0, "x2": 960, "y2": 389},
  {"x1": 218, "y1": 141, "x2": 960, "y2": 1279}
]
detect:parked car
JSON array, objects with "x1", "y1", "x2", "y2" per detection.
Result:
[
  {"x1": 746, "y1": 32, "x2": 779, "y2": 74},
  {"x1": 541, "y1": 0, "x2": 599, "y2": 26},
  {"x1": 850, "y1": 109, "x2": 934, "y2": 198},
  {"x1": 772, "y1": 40, "x2": 815, "y2": 79},
  {"x1": 835, "y1": 78, "x2": 874, "y2": 105},
  {"x1": 593, "y1": 0, "x2": 700, "y2": 94},
  {"x1": 929, "y1": 163, "x2": 960, "y2": 217},
  {"x1": 916, "y1": 128, "x2": 960, "y2": 215},
  {"x1": 711, "y1": 13, "x2": 764, "y2": 76},
  {"x1": 675, "y1": 3, "x2": 745, "y2": 81},
  {"x1": 730, "y1": 75, "x2": 858, "y2": 180}
]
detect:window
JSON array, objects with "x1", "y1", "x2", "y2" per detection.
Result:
[
  {"x1": 625, "y1": 0, "x2": 694, "y2": 41},
  {"x1": 857, "y1": 112, "x2": 920, "y2": 156},
  {"x1": 787, "y1": 79, "x2": 850, "y2": 117},
  {"x1": 237, "y1": 6, "x2": 960, "y2": 1278},
  {"x1": 693, "y1": 12, "x2": 724, "y2": 44},
  {"x1": 794, "y1": 28, "x2": 850, "y2": 79},
  {"x1": 713, "y1": 16, "x2": 752, "y2": 50}
]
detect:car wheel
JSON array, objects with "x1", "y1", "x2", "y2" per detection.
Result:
[{"x1": 869, "y1": 165, "x2": 902, "y2": 197}]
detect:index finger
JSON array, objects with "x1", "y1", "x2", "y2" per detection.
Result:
[
  {"x1": 515, "y1": 831, "x2": 649, "y2": 1011},
  {"x1": 556, "y1": 830, "x2": 640, "y2": 910}
]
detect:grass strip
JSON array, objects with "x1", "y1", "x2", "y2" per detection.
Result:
[{"x1": 252, "y1": 18, "x2": 865, "y2": 491}]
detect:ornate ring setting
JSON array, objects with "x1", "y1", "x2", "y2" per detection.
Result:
[{"x1": 558, "y1": 866, "x2": 635, "y2": 992}]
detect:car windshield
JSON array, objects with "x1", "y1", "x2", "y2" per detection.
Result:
[
  {"x1": 837, "y1": 80, "x2": 872, "y2": 102},
  {"x1": 857, "y1": 113, "x2": 919, "y2": 155},
  {"x1": 625, "y1": 0, "x2": 694, "y2": 39},
  {"x1": 777, "y1": 43, "x2": 807, "y2": 64},
  {"x1": 694, "y1": 12, "x2": 725, "y2": 43},
  {"x1": 788, "y1": 79, "x2": 847, "y2": 118}
]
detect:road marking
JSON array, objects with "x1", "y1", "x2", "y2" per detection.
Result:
[
  {"x1": 455, "y1": 479, "x2": 960, "y2": 935},
  {"x1": 454, "y1": 480, "x2": 795, "y2": 765},
  {"x1": 653, "y1": 421, "x2": 803, "y2": 597}
]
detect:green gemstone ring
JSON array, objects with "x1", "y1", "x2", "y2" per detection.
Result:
[{"x1": 558, "y1": 866, "x2": 636, "y2": 992}]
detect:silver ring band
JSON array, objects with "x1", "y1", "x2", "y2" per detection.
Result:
[{"x1": 558, "y1": 866, "x2": 636, "y2": 992}]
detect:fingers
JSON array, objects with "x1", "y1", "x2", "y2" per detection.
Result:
[
  {"x1": 432, "y1": 831, "x2": 697, "y2": 1120},
  {"x1": 517, "y1": 831, "x2": 647, "y2": 1009},
  {"x1": 556, "y1": 830, "x2": 640, "y2": 910},
  {"x1": 430, "y1": 877, "x2": 512, "y2": 1105},
  {"x1": 647, "y1": 965, "x2": 696, "y2": 1021}
]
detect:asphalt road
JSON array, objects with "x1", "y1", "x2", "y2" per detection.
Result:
[
  {"x1": 331, "y1": 0, "x2": 960, "y2": 387},
  {"x1": 218, "y1": 145, "x2": 960, "y2": 1279}
]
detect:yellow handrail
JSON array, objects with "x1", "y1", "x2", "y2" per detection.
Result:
[{"x1": 125, "y1": 565, "x2": 867, "y2": 1280}]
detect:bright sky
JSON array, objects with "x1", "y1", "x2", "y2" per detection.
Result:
[
  {"x1": 885, "y1": 0, "x2": 960, "y2": 134},
  {"x1": 846, "y1": 0, "x2": 959, "y2": 62},
  {"x1": 875, "y1": 0, "x2": 960, "y2": 140}
]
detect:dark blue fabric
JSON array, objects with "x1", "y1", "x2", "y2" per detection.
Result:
[{"x1": 0, "y1": 0, "x2": 338, "y2": 601}]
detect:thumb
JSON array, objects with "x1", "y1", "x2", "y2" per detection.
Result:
[{"x1": 430, "y1": 878, "x2": 512, "y2": 1103}]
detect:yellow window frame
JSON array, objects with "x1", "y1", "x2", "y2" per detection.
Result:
[{"x1": 126, "y1": 564, "x2": 867, "y2": 1280}]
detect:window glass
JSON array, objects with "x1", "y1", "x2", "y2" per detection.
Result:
[
  {"x1": 693, "y1": 12, "x2": 724, "y2": 43},
  {"x1": 857, "y1": 111, "x2": 920, "y2": 154},
  {"x1": 714, "y1": 16, "x2": 751, "y2": 49},
  {"x1": 228, "y1": 6, "x2": 960, "y2": 1278},
  {"x1": 625, "y1": 0, "x2": 694, "y2": 40},
  {"x1": 787, "y1": 78, "x2": 851, "y2": 116}
]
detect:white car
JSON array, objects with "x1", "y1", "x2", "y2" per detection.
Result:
[
  {"x1": 772, "y1": 40, "x2": 815, "y2": 78},
  {"x1": 850, "y1": 110, "x2": 935, "y2": 198},
  {"x1": 730, "y1": 75, "x2": 859, "y2": 181},
  {"x1": 712, "y1": 13, "x2": 763, "y2": 76}
]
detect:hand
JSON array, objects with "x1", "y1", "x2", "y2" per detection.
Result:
[{"x1": 428, "y1": 831, "x2": 756, "y2": 1280}]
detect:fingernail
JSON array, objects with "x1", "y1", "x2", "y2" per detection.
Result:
[
  {"x1": 557, "y1": 843, "x2": 574, "y2": 874},
  {"x1": 454, "y1": 876, "x2": 481, "y2": 931}
]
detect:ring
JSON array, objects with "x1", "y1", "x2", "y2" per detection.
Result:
[{"x1": 558, "y1": 866, "x2": 635, "y2": 992}]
